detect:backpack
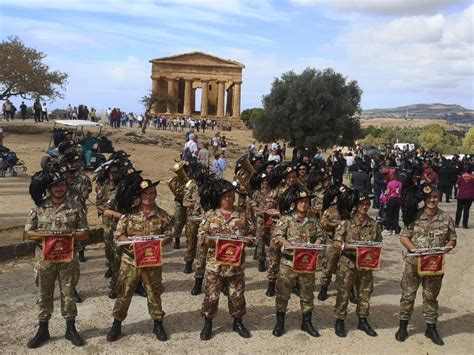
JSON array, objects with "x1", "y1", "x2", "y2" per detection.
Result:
[{"x1": 182, "y1": 147, "x2": 193, "y2": 162}]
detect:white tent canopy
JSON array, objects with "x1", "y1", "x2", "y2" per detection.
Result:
[{"x1": 54, "y1": 120, "x2": 102, "y2": 127}]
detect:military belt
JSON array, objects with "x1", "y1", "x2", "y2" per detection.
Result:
[
  {"x1": 341, "y1": 252, "x2": 356, "y2": 263},
  {"x1": 282, "y1": 253, "x2": 293, "y2": 261}
]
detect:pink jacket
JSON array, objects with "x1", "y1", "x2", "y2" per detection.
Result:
[{"x1": 457, "y1": 174, "x2": 474, "y2": 200}]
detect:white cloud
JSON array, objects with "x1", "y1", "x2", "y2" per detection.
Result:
[{"x1": 290, "y1": 0, "x2": 469, "y2": 16}]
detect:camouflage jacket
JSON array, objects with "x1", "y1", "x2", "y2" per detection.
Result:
[
  {"x1": 249, "y1": 188, "x2": 278, "y2": 225},
  {"x1": 310, "y1": 185, "x2": 326, "y2": 216},
  {"x1": 273, "y1": 211, "x2": 327, "y2": 266},
  {"x1": 168, "y1": 176, "x2": 185, "y2": 202},
  {"x1": 183, "y1": 179, "x2": 203, "y2": 220},
  {"x1": 25, "y1": 196, "x2": 88, "y2": 248},
  {"x1": 400, "y1": 208, "x2": 456, "y2": 250},
  {"x1": 104, "y1": 188, "x2": 120, "y2": 229},
  {"x1": 68, "y1": 171, "x2": 92, "y2": 209},
  {"x1": 334, "y1": 214, "x2": 382, "y2": 257},
  {"x1": 115, "y1": 205, "x2": 172, "y2": 264},
  {"x1": 198, "y1": 207, "x2": 254, "y2": 276},
  {"x1": 321, "y1": 204, "x2": 341, "y2": 236}
]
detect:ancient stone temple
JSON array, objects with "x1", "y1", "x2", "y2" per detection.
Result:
[{"x1": 149, "y1": 52, "x2": 244, "y2": 122}]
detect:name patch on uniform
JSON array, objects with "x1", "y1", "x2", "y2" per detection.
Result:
[
  {"x1": 292, "y1": 248, "x2": 319, "y2": 273},
  {"x1": 215, "y1": 239, "x2": 244, "y2": 266},
  {"x1": 134, "y1": 239, "x2": 163, "y2": 268},
  {"x1": 43, "y1": 235, "x2": 74, "y2": 262},
  {"x1": 418, "y1": 254, "x2": 444, "y2": 276},
  {"x1": 356, "y1": 246, "x2": 382, "y2": 270}
]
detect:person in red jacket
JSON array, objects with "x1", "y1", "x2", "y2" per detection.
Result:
[{"x1": 455, "y1": 165, "x2": 474, "y2": 229}]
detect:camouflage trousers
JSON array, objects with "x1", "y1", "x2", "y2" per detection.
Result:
[
  {"x1": 110, "y1": 235, "x2": 123, "y2": 291},
  {"x1": 194, "y1": 240, "x2": 208, "y2": 279},
  {"x1": 112, "y1": 256, "x2": 165, "y2": 321},
  {"x1": 184, "y1": 220, "x2": 199, "y2": 263},
  {"x1": 201, "y1": 269, "x2": 246, "y2": 319},
  {"x1": 35, "y1": 249, "x2": 78, "y2": 321},
  {"x1": 399, "y1": 259, "x2": 444, "y2": 324},
  {"x1": 320, "y1": 244, "x2": 340, "y2": 288},
  {"x1": 267, "y1": 237, "x2": 281, "y2": 282},
  {"x1": 334, "y1": 255, "x2": 374, "y2": 320},
  {"x1": 276, "y1": 264, "x2": 315, "y2": 314},
  {"x1": 103, "y1": 227, "x2": 115, "y2": 269},
  {"x1": 173, "y1": 200, "x2": 187, "y2": 239},
  {"x1": 256, "y1": 226, "x2": 271, "y2": 262}
]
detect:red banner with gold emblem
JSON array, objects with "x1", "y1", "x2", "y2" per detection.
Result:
[
  {"x1": 43, "y1": 235, "x2": 74, "y2": 262},
  {"x1": 356, "y1": 246, "x2": 382, "y2": 270},
  {"x1": 418, "y1": 254, "x2": 444, "y2": 276},
  {"x1": 215, "y1": 238, "x2": 244, "y2": 266},
  {"x1": 292, "y1": 248, "x2": 319, "y2": 273},
  {"x1": 134, "y1": 239, "x2": 163, "y2": 268}
]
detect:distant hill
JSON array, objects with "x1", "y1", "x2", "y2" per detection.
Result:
[{"x1": 362, "y1": 103, "x2": 474, "y2": 124}]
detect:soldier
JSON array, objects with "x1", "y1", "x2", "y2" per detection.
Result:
[
  {"x1": 395, "y1": 184, "x2": 456, "y2": 346},
  {"x1": 168, "y1": 162, "x2": 188, "y2": 249},
  {"x1": 272, "y1": 185, "x2": 326, "y2": 337},
  {"x1": 182, "y1": 163, "x2": 209, "y2": 274},
  {"x1": 249, "y1": 171, "x2": 278, "y2": 272},
  {"x1": 296, "y1": 162, "x2": 310, "y2": 186},
  {"x1": 198, "y1": 179, "x2": 254, "y2": 340},
  {"x1": 24, "y1": 171, "x2": 89, "y2": 348},
  {"x1": 317, "y1": 184, "x2": 345, "y2": 301},
  {"x1": 106, "y1": 178, "x2": 173, "y2": 342},
  {"x1": 333, "y1": 191, "x2": 382, "y2": 338},
  {"x1": 266, "y1": 165, "x2": 299, "y2": 297},
  {"x1": 310, "y1": 171, "x2": 332, "y2": 218}
]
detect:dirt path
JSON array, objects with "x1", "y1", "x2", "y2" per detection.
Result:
[{"x1": 0, "y1": 122, "x2": 472, "y2": 354}]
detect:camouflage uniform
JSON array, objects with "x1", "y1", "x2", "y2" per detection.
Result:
[
  {"x1": 249, "y1": 188, "x2": 278, "y2": 263},
  {"x1": 168, "y1": 176, "x2": 187, "y2": 240},
  {"x1": 399, "y1": 209, "x2": 457, "y2": 324},
  {"x1": 25, "y1": 196, "x2": 88, "y2": 321},
  {"x1": 183, "y1": 180, "x2": 202, "y2": 263},
  {"x1": 273, "y1": 211, "x2": 326, "y2": 314},
  {"x1": 319, "y1": 204, "x2": 342, "y2": 288},
  {"x1": 333, "y1": 215, "x2": 382, "y2": 320},
  {"x1": 199, "y1": 208, "x2": 254, "y2": 319},
  {"x1": 105, "y1": 189, "x2": 122, "y2": 290},
  {"x1": 267, "y1": 184, "x2": 288, "y2": 282},
  {"x1": 112, "y1": 206, "x2": 172, "y2": 321},
  {"x1": 95, "y1": 180, "x2": 116, "y2": 270},
  {"x1": 310, "y1": 185, "x2": 325, "y2": 218}
]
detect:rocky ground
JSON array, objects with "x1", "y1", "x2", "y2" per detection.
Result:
[{"x1": 0, "y1": 121, "x2": 472, "y2": 354}]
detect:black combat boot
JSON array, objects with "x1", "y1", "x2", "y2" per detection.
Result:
[
  {"x1": 317, "y1": 285, "x2": 329, "y2": 301},
  {"x1": 65, "y1": 319, "x2": 85, "y2": 346},
  {"x1": 253, "y1": 246, "x2": 258, "y2": 260},
  {"x1": 358, "y1": 318, "x2": 377, "y2": 337},
  {"x1": 153, "y1": 320, "x2": 168, "y2": 341},
  {"x1": 233, "y1": 318, "x2": 251, "y2": 338},
  {"x1": 200, "y1": 318, "x2": 213, "y2": 341},
  {"x1": 221, "y1": 281, "x2": 229, "y2": 296},
  {"x1": 104, "y1": 267, "x2": 113, "y2": 278},
  {"x1": 108, "y1": 289, "x2": 117, "y2": 299},
  {"x1": 106, "y1": 319, "x2": 122, "y2": 342},
  {"x1": 350, "y1": 287, "x2": 358, "y2": 304},
  {"x1": 74, "y1": 288, "x2": 83, "y2": 303},
  {"x1": 191, "y1": 278, "x2": 203, "y2": 296},
  {"x1": 395, "y1": 320, "x2": 409, "y2": 342},
  {"x1": 183, "y1": 261, "x2": 193, "y2": 274},
  {"x1": 425, "y1": 323, "x2": 444, "y2": 346},
  {"x1": 272, "y1": 312, "x2": 285, "y2": 337},
  {"x1": 78, "y1": 249, "x2": 86, "y2": 262},
  {"x1": 301, "y1": 312, "x2": 320, "y2": 337},
  {"x1": 258, "y1": 260, "x2": 267, "y2": 272},
  {"x1": 266, "y1": 281, "x2": 276, "y2": 297},
  {"x1": 173, "y1": 237, "x2": 180, "y2": 249},
  {"x1": 135, "y1": 282, "x2": 147, "y2": 297},
  {"x1": 27, "y1": 321, "x2": 50, "y2": 349},
  {"x1": 335, "y1": 319, "x2": 346, "y2": 337}
]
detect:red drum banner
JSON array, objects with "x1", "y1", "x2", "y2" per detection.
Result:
[
  {"x1": 418, "y1": 254, "x2": 444, "y2": 276},
  {"x1": 134, "y1": 239, "x2": 163, "y2": 268},
  {"x1": 215, "y1": 239, "x2": 244, "y2": 266},
  {"x1": 43, "y1": 235, "x2": 74, "y2": 262},
  {"x1": 292, "y1": 248, "x2": 319, "y2": 273},
  {"x1": 356, "y1": 246, "x2": 382, "y2": 270}
]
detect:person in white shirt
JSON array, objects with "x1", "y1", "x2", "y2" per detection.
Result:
[
  {"x1": 268, "y1": 149, "x2": 281, "y2": 163},
  {"x1": 184, "y1": 133, "x2": 198, "y2": 159},
  {"x1": 271, "y1": 141, "x2": 278, "y2": 151}
]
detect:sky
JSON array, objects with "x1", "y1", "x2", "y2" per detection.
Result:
[{"x1": 1, "y1": 0, "x2": 473, "y2": 113}]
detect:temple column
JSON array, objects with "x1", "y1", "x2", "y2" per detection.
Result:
[
  {"x1": 201, "y1": 79, "x2": 209, "y2": 117},
  {"x1": 151, "y1": 78, "x2": 159, "y2": 114},
  {"x1": 232, "y1": 80, "x2": 242, "y2": 118},
  {"x1": 166, "y1": 77, "x2": 175, "y2": 113},
  {"x1": 183, "y1": 79, "x2": 192, "y2": 116},
  {"x1": 217, "y1": 80, "x2": 225, "y2": 117}
]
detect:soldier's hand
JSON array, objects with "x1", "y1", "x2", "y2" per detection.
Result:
[{"x1": 162, "y1": 236, "x2": 172, "y2": 246}]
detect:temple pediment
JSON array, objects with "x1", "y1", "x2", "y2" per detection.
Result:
[{"x1": 150, "y1": 51, "x2": 245, "y2": 68}]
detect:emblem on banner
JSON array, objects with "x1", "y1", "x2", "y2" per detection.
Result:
[
  {"x1": 292, "y1": 248, "x2": 319, "y2": 273},
  {"x1": 43, "y1": 235, "x2": 74, "y2": 262},
  {"x1": 215, "y1": 239, "x2": 244, "y2": 266},
  {"x1": 134, "y1": 239, "x2": 163, "y2": 268},
  {"x1": 418, "y1": 254, "x2": 444, "y2": 276},
  {"x1": 355, "y1": 246, "x2": 382, "y2": 270}
]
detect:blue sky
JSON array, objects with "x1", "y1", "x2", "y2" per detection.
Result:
[{"x1": 1, "y1": 0, "x2": 473, "y2": 114}]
